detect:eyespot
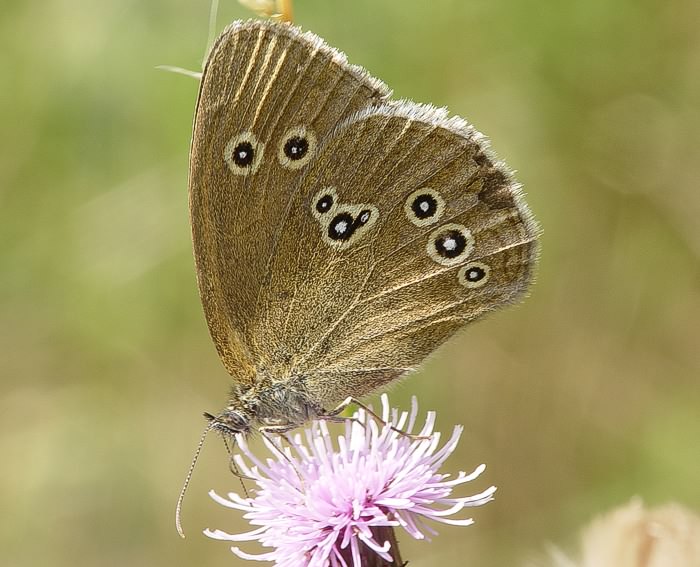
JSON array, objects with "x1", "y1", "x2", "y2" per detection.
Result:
[
  {"x1": 312, "y1": 187, "x2": 339, "y2": 221},
  {"x1": 278, "y1": 126, "x2": 317, "y2": 169},
  {"x1": 316, "y1": 194, "x2": 334, "y2": 214},
  {"x1": 412, "y1": 195, "x2": 437, "y2": 218},
  {"x1": 426, "y1": 223, "x2": 474, "y2": 266},
  {"x1": 328, "y1": 212, "x2": 355, "y2": 241},
  {"x1": 404, "y1": 188, "x2": 445, "y2": 227},
  {"x1": 311, "y1": 187, "x2": 378, "y2": 249},
  {"x1": 458, "y1": 262, "x2": 490, "y2": 288},
  {"x1": 285, "y1": 136, "x2": 308, "y2": 160},
  {"x1": 327, "y1": 210, "x2": 374, "y2": 241},
  {"x1": 224, "y1": 132, "x2": 264, "y2": 175}
]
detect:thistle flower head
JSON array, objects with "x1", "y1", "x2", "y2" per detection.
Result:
[{"x1": 205, "y1": 394, "x2": 496, "y2": 566}]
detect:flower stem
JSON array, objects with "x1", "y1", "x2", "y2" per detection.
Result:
[{"x1": 340, "y1": 525, "x2": 405, "y2": 566}]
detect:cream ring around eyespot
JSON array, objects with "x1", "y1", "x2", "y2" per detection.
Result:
[
  {"x1": 278, "y1": 126, "x2": 317, "y2": 169},
  {"x1": 426, "y1": 223, "x2": 474, "y2": 266},
  {"x1": 224, "y1": 131, "x2": 264, "y2": 176},
  {"x1": 404, "y1": 188, "x2": 445, "y2": 227},
  {"x1": 458, "y1": 262, "x2": 491, "y2": 289}
]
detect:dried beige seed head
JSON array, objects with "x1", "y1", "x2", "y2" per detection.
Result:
[{"x1": 546, "y1": 499, "x2": 700, "y2": 567}]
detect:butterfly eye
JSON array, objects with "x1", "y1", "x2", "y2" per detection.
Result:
[
  {"x1": 404, "y1": 188, "x2": 445, "y2": 226},
  {"x1": 427, "y1": 223, "x2": 474, "y2": 266},
  {"x1": 224, "y1": 132, "x2": 264, "y2": 175},
  {"x1": 458, "y1": 262, "x2": 490, "y2": 288},
  {"x1": 278, "y1": 126, "x2": 317, "y2": 169},
  {"x1": 316, "y1": 194, "x2": 334, "y2": 214}
]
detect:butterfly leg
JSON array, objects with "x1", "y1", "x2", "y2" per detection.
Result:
[
  {"x1": 326, "y1": 397, "x2": 431, "y2": 441},
  {"x1": 258, "y1": 424, "x2": 299, "y2": 435},
  {"x1": 315, "y1": 414, "x2": 365, "y2": 429},
  {"x1": 222, "y1": 435, "x2": 255, "y2": 488}
]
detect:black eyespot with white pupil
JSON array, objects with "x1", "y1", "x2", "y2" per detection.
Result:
[
  {"x1": 233, "y1": 141, "x2": 254, "y2": 167},
  {"x1": 284, "y1": 136, "x2": 309, "y2": 161},
  {"x1": 458, "y1": 262, "x2": 489, "y2": 288},
  {"x1": 466, "y1": 266, "x2": 486, "y2": 282},
  {"x1": 411, "y1": 194, "x2": 438, "y2": 219},
  {"x1": 316, "y1": 194, "x2": 334, "y2": 214},
  {"x1": 329, "y1": 213, "x2": 353, "y2": 241},
  {"x1": 328, "y1": 210, "x2": 371, "y2": 241},
  {"x1": 434, "y1": 229, "x2": 467, "y2": 259},
  {"x1": 405, "y1": 188, "x2": 445, "y2": 227}
]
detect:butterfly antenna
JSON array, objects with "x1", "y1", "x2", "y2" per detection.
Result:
[{"x1": 175, "y1": 421, "x2": 214, "y2": 538}]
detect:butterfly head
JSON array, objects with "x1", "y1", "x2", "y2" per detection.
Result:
[{"x1": 203, "y1": 407, "x2": 252, "y2": 436}]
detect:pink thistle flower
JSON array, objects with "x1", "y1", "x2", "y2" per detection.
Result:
[{"x1": 204, "y1": 394, "x2": 496, "y2": 566}]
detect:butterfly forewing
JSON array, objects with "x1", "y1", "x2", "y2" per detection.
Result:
[{"x1": 189, "y1": 20, "x2": 390, "y2": 383}]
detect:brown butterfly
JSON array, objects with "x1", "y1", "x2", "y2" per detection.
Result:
[{"x1": 188, "y1": 19, "x2": 539, "y2": 438}]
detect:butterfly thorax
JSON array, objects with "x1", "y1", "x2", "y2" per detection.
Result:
[{"x1": 209, "y1": 376, "x2": 325, "y2": 435}]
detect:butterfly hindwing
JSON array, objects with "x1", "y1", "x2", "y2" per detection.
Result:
[{"x1": 253, "y1": 102, "x2": 538, "y2": 407}]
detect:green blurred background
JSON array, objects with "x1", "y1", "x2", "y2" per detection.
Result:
[{"x1": 1, "y1": 0, "x2": 699, "y2": 565}]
